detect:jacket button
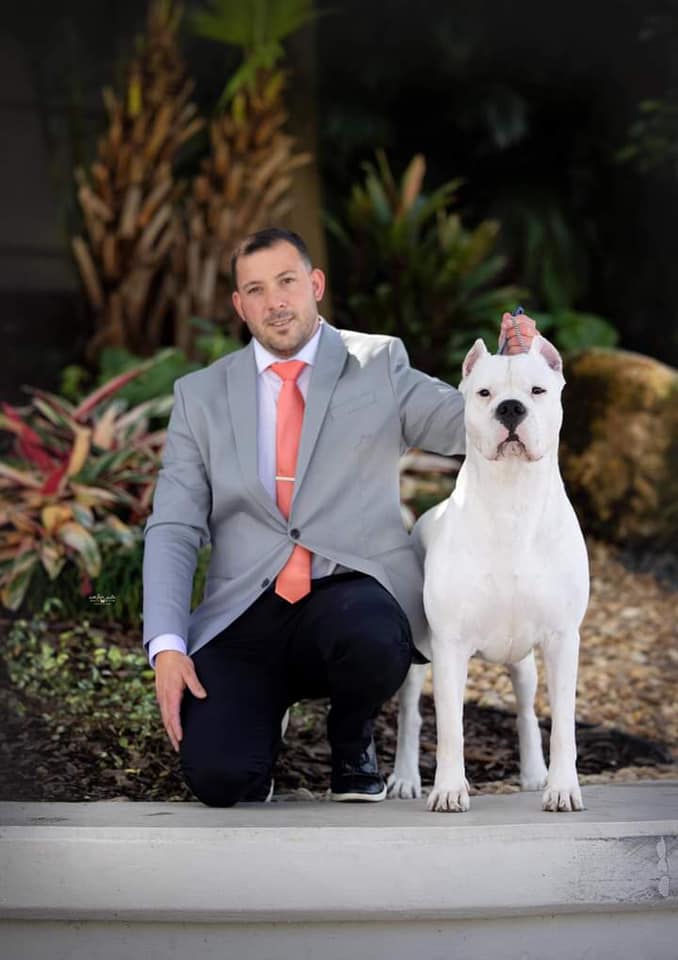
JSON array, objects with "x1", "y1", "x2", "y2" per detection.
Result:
[
  {"x1": 290, "y1": 528, "x2": 300, "y2": 539},
  {"x1": 262, "y1": 578, "x2": 270, "y2": 588}
]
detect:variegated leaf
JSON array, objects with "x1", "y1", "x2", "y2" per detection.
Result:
[
  {"x1": 71, "y1": 501, "x2": 95, "y2": 529},
  {"x1": 0, "y1": 463, "x2": 42, "y2": 488},
  {"x1": 56, "y1": 521, "x2": 102, "y2": 576},
  {"x1": 105, "y1": 514, "x2": 137, "y2": 548},
  {"x1": 71, "y1": 483, "x2": 120, "y2": 506},
  {"x1": 92, "y1": 401, "x2": 125, "y2": 450},
  {"x1": 66, "y1": 426, "x2": 92, "y2": 477},
  {"x1": 40, "y1": 540, "x2": 67, "y2": 580},
  {"x1": 41, "y1": 504, "x2": 73, "y2": 534},
  {"x1": 0, "y1": 551, "x2": 39, "y2": 610}
]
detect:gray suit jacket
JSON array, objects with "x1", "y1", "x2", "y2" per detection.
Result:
[{"x1": 142, "y1": 323, "x2": 465, "y2": 657}]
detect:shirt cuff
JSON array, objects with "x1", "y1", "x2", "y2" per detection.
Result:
[{"x1": 148, "y1": 634, "x2": 187, "y2": 669}]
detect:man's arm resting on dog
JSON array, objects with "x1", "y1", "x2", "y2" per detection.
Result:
[
  {"x1": 142, "y1": 378, "x2": 211, "y2": 750},
  {"x1": 388, "y1": 337, "x2": 466, "y2": 455}
]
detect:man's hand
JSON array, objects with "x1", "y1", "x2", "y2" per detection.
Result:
[
  {"x1": 154, "y1": 651, "x2": 207, "y2": 752},
  {"x1": 498, "y1": 311, "x2": 538, "y2": 355}
]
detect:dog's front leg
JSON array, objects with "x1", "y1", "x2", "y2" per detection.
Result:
[
  {"x1": 388, "y1": 662, "x2": 429, "y2": 798},
  {"x1": 427, "y1": 639, "x2": 472, "y2": 812},
  {"x1": 542, "y1": 631, "x2": 583, "y2": 812}
]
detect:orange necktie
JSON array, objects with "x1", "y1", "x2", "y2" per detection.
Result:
[{"x1": 270, "y1": 360, "x2": 312, "y2": 602}]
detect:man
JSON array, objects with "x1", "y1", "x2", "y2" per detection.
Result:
[{"x1": 142, "y1": 227, "x2": 534, "y2": 806}]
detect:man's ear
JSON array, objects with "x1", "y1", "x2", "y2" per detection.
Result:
[
  {"x1": 232, "y1": 289, "x2": 245, "y2": 322},
  {"x1": 529, "y1": 334, "x2": 563, "y2": 374},
  {"x1": 462, "y1": 338, "x2": 488, "y2": 380},
  {"x1": 310, "y1": 267, "x2": 326, "y2": 302}
]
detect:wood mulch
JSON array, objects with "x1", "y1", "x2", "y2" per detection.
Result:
[
  {"x1": 0, "y1": 538, "x2": 675, "y2": 802},
  {"x1": 279, "y1": 538, "x2": 678, "y2": 797}
]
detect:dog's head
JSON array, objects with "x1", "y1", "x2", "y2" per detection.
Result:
[{"x1": 459, "y1": 335, "x2": 565, "y2": 462}]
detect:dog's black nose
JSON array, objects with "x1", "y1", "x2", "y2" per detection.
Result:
[{"x1": 495, "y1": 398, "x2": 527, "y2": 432}]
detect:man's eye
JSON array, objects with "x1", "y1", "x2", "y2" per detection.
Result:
[
  {"x1": 478, "y1": 388, "x2": 491, "y2": 398},
  {"x1": 282, "y1": 277, "x2": 295, "y2": 284},
  {"x1": 531, "y1": 386, "x2": 546, "y2": 395}
]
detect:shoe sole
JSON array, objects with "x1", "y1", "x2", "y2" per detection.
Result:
[{"x1": 330, "y1": 785, "x2": 387, "y2": 802}]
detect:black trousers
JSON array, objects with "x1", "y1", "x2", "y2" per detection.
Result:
[{"x1": 179, "y1": 572, "x2": 414, "y2": 806}]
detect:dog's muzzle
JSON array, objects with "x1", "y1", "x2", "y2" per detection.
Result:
[{"x1": 495, "y1": 398, "x2": 527, "y2": 434}]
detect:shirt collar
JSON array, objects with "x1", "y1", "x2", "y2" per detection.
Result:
[{"x1": 253, "y1": 317, "x2": 325, "y2": 375}]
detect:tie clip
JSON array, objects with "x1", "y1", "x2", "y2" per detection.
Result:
[{"x1": 275, "y1": 475, "x2": 296, "y2": 482}]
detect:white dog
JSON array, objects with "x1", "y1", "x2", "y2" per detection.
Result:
[{"x1": 388, "y1": 335, "x2": 589, "y2": 812}]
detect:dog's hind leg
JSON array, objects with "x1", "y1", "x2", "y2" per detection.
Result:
[
  {"x1": 387, "y1": 662, "x2": 429, "y2": 799},
  {"x1": 509, "y1": 651, "x2": 548, "y2": 791}
]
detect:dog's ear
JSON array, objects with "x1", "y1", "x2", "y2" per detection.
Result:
[
  {"x1": 462, "y1": 338, "x2": 489, "y2": 380},
  {"x1": 529, "y1": 335, "x2": 563, "y2": 374}
]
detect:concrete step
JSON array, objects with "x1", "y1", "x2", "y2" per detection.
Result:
[{"x1": 1, "y1": 781, "x2": 677, "y2": 959}]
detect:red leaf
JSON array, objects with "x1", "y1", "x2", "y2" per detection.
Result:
[
  {"x1": 80, "y1": 573, "x2": 92, "y2": 597},
  {"x1": 1, "y1": 403, "x2": 43, "y2": 446},
  {"x1": 18, "y1": 437, "x2": 60, "y2": 472},
  {"x1": 40, "y1": 464, "x2": 68, "y2": 495},
  {"x1": 73, "y1": 366, "x2": 149, "y2": 421}
]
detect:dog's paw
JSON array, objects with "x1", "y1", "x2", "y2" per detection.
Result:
[
  {"x1": 542, "y1": 781, "x2": 583, "y2": 812},
  {"x1": 387, "y1": 772, "x2": 421, "y2": 799},
  {"x1": 521, "y1": 773, "x2": 548, "y2": 791},
  {"x1": 426, "y1": 781, "x2": 470, "y2": 813},
  {"x1": 520, "y1": 762, "x2": 548, "y2": 792}
]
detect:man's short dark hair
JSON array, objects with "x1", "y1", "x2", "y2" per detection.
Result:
[{"x1": 230, "y1": 228, "x2": 312, "y2": 288}]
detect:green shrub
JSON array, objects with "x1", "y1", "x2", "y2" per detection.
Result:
[
  {"x1": 327, "y1": 150, "x2": 523, "y2": 380},
  {"x1": 60, "y1": 320, "x2": 242, "y2": 408},
  {"x1": 18, "y1": 542, "x2": 211, "y2": 628},
  {"x1": 4, "y1": 615, "x2": 160, "y2": 770},
  {"x1": 532, "y1": 309, "x2": 618, "y2": 353}
]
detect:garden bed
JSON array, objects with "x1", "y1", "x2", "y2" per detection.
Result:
[{"x1": 1, "y1": 539, "x2": 675, "y2": 802}]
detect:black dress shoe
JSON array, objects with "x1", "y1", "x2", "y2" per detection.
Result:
[{"x1": 330, "y1": 738, "x2": 387, "y2": 802}]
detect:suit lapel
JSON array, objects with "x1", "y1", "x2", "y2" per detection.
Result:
[
  {"x1": 226, "y1": 342, "x2": 283, "y2": 524},
  {"x1": 294, "y1": 324, "x2": 347, "y2": 501}
]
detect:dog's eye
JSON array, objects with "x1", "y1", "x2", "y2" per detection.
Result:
[
  {"x1": 531, "y1": 386, "x2": 546, "y2": 395},
  {"x1": 477, "y1": 388, "x2": 491, "y2": 398}
]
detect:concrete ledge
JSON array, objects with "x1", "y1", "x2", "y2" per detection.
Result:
[{"x1": 1, "y1": 782, "x2": 677, "y2": 959}]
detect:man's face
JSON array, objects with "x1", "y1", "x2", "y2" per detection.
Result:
[{"x1": 232, "y1": 241, "x2": 326, "y2": 357}]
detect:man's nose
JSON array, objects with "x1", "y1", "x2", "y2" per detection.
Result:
[
  {"x1": 265, "y1": 287, "x2": 287, "y2": 312},
  {"x1": 495, "y1": 398, "x2": 527, "y2": 433}
]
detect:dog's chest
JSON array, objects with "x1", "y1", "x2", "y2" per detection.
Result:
[{"x1": 424, "y1": 539, "x2": 576, "y2": 663}]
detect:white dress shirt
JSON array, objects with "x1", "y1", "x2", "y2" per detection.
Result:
[{"x1": 148, "y1": 319, "x2": 338, "y2": 667}]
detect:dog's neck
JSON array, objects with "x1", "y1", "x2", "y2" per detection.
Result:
[{"x1": 453, "y1": 445, "x2": 564, "y2": 537}]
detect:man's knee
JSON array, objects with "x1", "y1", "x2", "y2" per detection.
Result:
[{"x1": 182, "y1": 761, "x2": 262, "y2": 807}]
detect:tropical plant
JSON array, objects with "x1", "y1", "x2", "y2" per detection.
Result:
[
  {"x1": 327, "y1": 151, "x2": 523, "y2": 379},
  {"x1": 530, "y1": 309, "x2": 618, "y2": 353},
  {"x1": 59, "y1": 317, "x2": 241, "y2": 407},
  {"x1": 71, "y1": 0, "x2": 203, "y2": 361},
  {"x1": 0, "y1": 355, "x2": 174, "y2": 611},
  {"x1": 171, "y1": 0, "x2": 315, "y2": 340},
  {"x1": 191, "y1": 0, "x2": 320, "y2": 107},
  {"x1": 618, "y1": 95, "x2": 678, "y2": 176}
]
